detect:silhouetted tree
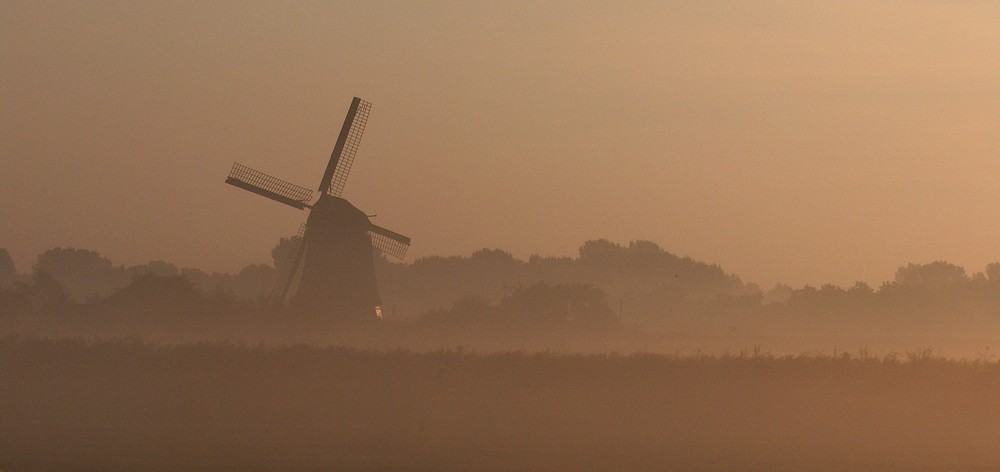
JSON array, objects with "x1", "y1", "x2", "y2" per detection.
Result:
[
  {"x1": 763, "y1": 284, "x2": 793, "y2": 305},
  {"x1": 233, "y1": 264, "x2": 276, "y2": 301},
  {"x1": 0, "y1": 269, "x2": 71, "y2": 317},
  {"x1": 418, "y1": 282, "x2": 617, "y2": 332},
  {"x1": 848, "y1": 281, "x2": 875, "y2": 296},
  {"x1": 986, "y1": 263, "x2": 1000, "y2": 284},
  {"x1": 101, "y1": 273, "x2": 206, "y2": 318},
  {"x1": 500, "y1": 282, "x2": 617, "y2": 328},
  {"x1": 578, "y1": 239, "x2": 621, "y2": 265},
  {"x1": 1, "y1": 253, "x2": 63, "y2": 319},
  {"x1": 34, "y1": 248, "x2": 128, "y2": 300},
  {"x1": 894, "y1": 261, "x2": 967, "y2": 290},
  {"x1": 127, "y1": 260, "x2": 180, "y2": 277},
  {"x1": 379, "y1": 239, "x2": 752, "y2": 323},
  {"x1": 417, "y1": 296, "x2": 492, "y2": 327},
  {"x1": 271, "y1": 235, "x2": 304, "y2": 274},
  {"x1": 0, "y1": 249, "x2": 14, "y2": 289}
]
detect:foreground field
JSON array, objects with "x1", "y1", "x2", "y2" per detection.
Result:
[{"x1": 2, "y1": 338, "x2": 999, "y2": 471}]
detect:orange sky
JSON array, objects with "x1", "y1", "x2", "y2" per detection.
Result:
[{"x1": 2, "y1": 1, "x2": 998, "y2": 288}]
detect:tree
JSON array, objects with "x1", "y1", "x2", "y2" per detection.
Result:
[
  {"x1": 417, "y1": 296, "x2": 492, "y2": 326},
  {"x1": 271, "y1": 235, "x2": 304, "y2": 273},
  {"x1": 986, "y1": 263, "x2": 1000, "y2": 284},
  {"x1": 102, "y1": 273, "x2": 204, "y2": 316},
  {"x1": 847, "y1": 281, "x2": 875, "y2": 306},
  {"x1": 848, "y1": 281, "x2": 875, "y2": 296},
  {"x1": 894, "y1": 261, "x2": 967, "y2": 290},
  {"x1": 232, "y1": 263, "x2": 276, "y2": 300},
  {"x1": 34, "y1": 248, "x2": 129, "y2": 300},
  {"x1": 0, "y1": 249, "x2": 14, "y2": 288},
  {"x1": 627, "y1": 240, "x2": 664, "y2": 259},
  {"x1": 30, "y1": 270, "x2": 71, "y2": 309},
  {"x1": 416, "y1": 283, "x2": 617, "y2": 331},
  {"x1": 470, "y1": 248, "x2": 520, "y2": 282},
  {"x1": 127, "y1": 260, "x2": 180, "y2": 277},
  {"x1": 500, "y1": 282, "x2": 617, "y2": 328},
  {"x1": 762, "y1": 283, "x2": 793, "y2": 305},
  {"x1": 578, "y1": 239, "x2": 623, "y2": 265},
  {"x1": 470, "y1": 248, "x2": 518, "y2": 267}
]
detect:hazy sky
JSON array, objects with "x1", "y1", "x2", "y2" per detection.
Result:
[{"x1": 2, "y1": 1, "x2": 998, "y2": 288}]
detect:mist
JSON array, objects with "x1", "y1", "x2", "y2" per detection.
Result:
[
  {"x1": 4, "y1": 1, "x2": 1000, "y2": 470},
  {"x1": 3, "y1": 239, "x2": 1000, "y2": 469}
]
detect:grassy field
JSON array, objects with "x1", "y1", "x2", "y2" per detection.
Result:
[{"x1": 2, "y1": 338, "x2": 1000, "y2": 471}]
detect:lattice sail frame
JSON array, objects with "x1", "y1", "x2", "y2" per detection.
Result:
[
  {"x1": 327, "y1": 99, "x2": 371, "y2": 197},
  {"x1": 368, "y1": 224, "x2": 411, "y2": 260},
  {"x1": 226, "y1": 163, "x2": 313, "y2": 210}
]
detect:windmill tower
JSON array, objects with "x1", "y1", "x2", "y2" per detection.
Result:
[{"x1": 225, "y1": 97, "x2": 410, "y2": 321}]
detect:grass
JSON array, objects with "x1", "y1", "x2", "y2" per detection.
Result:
[{"x1": 2, "y1": 337, "x2": 999, "y2": 471}]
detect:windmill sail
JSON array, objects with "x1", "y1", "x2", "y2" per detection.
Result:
[
  {"x1": 368, "y1": 223, "x2": 411, "y2": 259},
  {"x1": 272, "y1": 223, "x2": 308, "y2": 304},
  {"x1": 319, "y1": 97, "x2": 372, "y2": 197},
  {"x1": 226, "y1": 163, "x2": 313, "y2": 210}
]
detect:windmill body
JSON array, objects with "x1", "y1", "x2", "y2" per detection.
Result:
[
  {"x1": 225, "y1": 97, "x2": 410, "y2": 320},
  {"x1": 296, "y1": 194, "x2": 380, "y2": 320}
]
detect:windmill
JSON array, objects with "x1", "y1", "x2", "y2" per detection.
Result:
[{"x1": 225, "y1": 97, "x2": 410, "y2": 320}]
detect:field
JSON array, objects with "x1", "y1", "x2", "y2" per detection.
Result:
[{"x1": 2, "y1": 338, "x2": 999, "y2": 471}]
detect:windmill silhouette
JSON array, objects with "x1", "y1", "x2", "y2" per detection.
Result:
[{"x1": 225, "y1": 97, "x2": 410, "y2": 320}]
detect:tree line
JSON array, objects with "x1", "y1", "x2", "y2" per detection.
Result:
[{"x1": 1, "y1": 242, "x2": 998, "y2": 336}]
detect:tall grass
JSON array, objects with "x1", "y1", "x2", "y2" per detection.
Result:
[{"x1": 2, "y1": 337, "x2": 999, "y2": 471}]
